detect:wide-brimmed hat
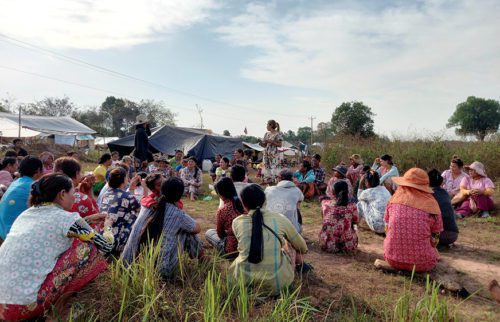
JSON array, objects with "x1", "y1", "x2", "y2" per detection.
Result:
[
  {"x1": 157, "y1": 156, "x2": 169, "y2": 164},
  {"x1": 464, "y1": 161, "x2": 486, "y2": 177},
  {"x1": 135, "y1": 114, "x2": 149, "y2": 125},
  {"x1": 332, "y1": 165, "x2": 348, "y2": 177},
  {"x1": 350, "y1": 154, "x2": 363, "y2": 164},
  {"x1": 392, "y1": 168, "x2": 433, "y2": 193}
]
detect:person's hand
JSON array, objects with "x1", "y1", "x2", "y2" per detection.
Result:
[
  {"x1": 374, "y1": 157, "x2": 380, "y2": 164},
  {"x1": 129, "y1": 175, "x2": 141, "y2": 190}
]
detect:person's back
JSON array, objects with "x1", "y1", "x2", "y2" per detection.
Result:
[
  {"x1": 265, "y1": 180, "x2": 303, "y2": 233},
  {"x1": 230, "y1": 209, "x2": 306, "y2": 294}
]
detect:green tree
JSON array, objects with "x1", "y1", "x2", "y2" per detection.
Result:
[
  {"x1": 24, "y1": 96, "x2": 75, "y2": 116},
  {"x1": 138, "y1": 99, "x2": 176, "y2": 128},
  {"x1": 72, "y1": 108, "x2": 112, "y2": 136},
  {"x1": 331, "y1": 101, "x2": 375, "y2": 138},
  {"x1": 297, "y1": 126, "x2": 312, "y2": 144},
  {"x1": 282, "y1": 130, "x2": 297, "y2": 143},
  {"x1": 447, "y1": 96, "x2": 500, "y2": 141},
  {"x1": 239, "y1": 135, "x2": 259, "y2": 143},
  {"x1": 223, "y1": 130, "x2": 231, "y2": 136}
]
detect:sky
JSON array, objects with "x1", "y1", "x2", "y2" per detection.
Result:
[{"x1": 0, "y1": 0, "x2": 499, "y2": 138}]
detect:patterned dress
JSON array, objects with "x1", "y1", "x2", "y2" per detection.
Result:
[
  {"x1": 356, "y1": 186, "x2": 391, "y2": 234},
  {"x1": 100, "y1": 188, "x2": 141, "y2": 253},
  {"x1": 262, "y1": 131, "x2": 283, "y2": 182},
  {"x1": 71, "y1": 191, "x2": 98, "y2": 218},
  {"x1": 180, "y1": 167, "x2": 203, "y2": 194},
  {"x1": 319, "y1": 201, "x2": 359, "y2": 253}
]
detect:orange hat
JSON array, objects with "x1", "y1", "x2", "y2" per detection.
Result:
[{"x1": 392, "y1": 168, "x2": 433, "y2": 194}]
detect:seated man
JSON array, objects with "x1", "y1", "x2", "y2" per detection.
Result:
[
  {"x1": 293, "y1": 160, "x2": 316, "y2": 199},
  {"x1": 311, "y1": 154, "x2": 327, "y2": 195}
]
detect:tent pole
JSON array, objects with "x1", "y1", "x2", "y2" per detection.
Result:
[{"x1": 18, "y1": 105, "x2": 21, "y2": 138}]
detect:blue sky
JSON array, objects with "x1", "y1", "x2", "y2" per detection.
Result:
[{"x1": 0, "y1": 0, "x2": 499, "y2": 138}]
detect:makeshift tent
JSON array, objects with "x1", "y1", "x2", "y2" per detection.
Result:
[
  {"x1": 0, "y1": 112, "x2": 96, "y2": 137},
  {"x1": 242, "y1": 141, "x2": 264, "y2": 152},
  {"x1": 108, "y1": 125, "x2": 243, "y2": 162},
  {"x1": 0, "y1": 117, "x2": 40, "y2": 137},
  {"x1": 95, "y1": 137, "x2": 120, "y2": 146}
]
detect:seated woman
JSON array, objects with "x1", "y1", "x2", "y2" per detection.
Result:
[
  {"x1": 441, "y1": 156, "x2": 468, "y2": 203},
  {"x1": 326, "y1": 165, "x2": 353, "y2": 200},
  {"x1": 357, "y1": 170, "x2": 391, "y2": 234},
  {"x1": 215, "y1": 157, "x2": 231, "y2": 182},
  {"x1": 372, "y1": 154, "x2": 399, "y2": 193},
  {"x1": 0, "y1": 157, "x2": 17, "y2": 188},
  {"x1": 383, "y1": 168, "x2": 443, "y2": 272},
  {"x1": 39, "y1": 151, "x2": 54, "y2": 175},
  {"x1": 155, "y1": 156, "x2": 173, "y2": 179},
  {"x1": 456, "y1": 161, "x2": 495, "y2": 218},
  {"x1": 293, "y1": 160, "x2": 316, "y2": 199},
  {"x1": 121, "y1": 177, "x2": 203, "y2": 278},
  {"x1": 320, "y1": 181, "x2": 359, "y2": 253},
  {"x1": 346, "y1": 154, "x2": 364, "y2": 187},
  {"x1": 230, "y1": 184, "x2": 308, "y2": 296},
  {"x1": 0, "y1": 173, "x2": 113, "y2": 321},
  {"x1": 180, "y1": 157, "x2": 203, "y2": 201},
  {"x1": 54, "y1": 157, "x2": 104, "y2": 224},
  {"x1": 428, "y1": 169, "x2": 459, "y2": 246},
  {"x1": 205, "y1": 177, "x2": 244, "y2": 259},
  {"x1": 100, "y1": 168, "x2": 141, "y2": 254},
  {"x1": 93, "y1": 153, "x2": 112, "y2": 195}
]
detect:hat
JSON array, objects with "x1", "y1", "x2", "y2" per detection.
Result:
[
  {"x1": 350, "y1": 154, "x2": 363, "y2": 164},
  {"x1": 135, "y1": 114, "x2": 148, "y2": 125},
  {"x1": 392, "y1": 168, "x2": 433, "y2": 193},
  {"x1": 157, "y1": 156, "x2": 169, "y2": 164},
  {"x1": 332, "y1": 165, "x2": 348, "y2": 177},
  {"x1": 464, "y1": 161, "x2": 486, "y2": 177}
]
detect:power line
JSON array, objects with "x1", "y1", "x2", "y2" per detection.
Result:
[{"x1": 0, "y1": 33, "x2": 308, "y2": 119}]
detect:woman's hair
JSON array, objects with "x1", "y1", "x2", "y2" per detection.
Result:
[
  {"x1": 111, "y1": 151, "x2": 119, "y2": 157},
  {"x1": 215, "y1": 177, "x2": 245, "y2": 214},
  {"x1": 267, "y1": 119, "x2": 280, "y2": 132},
  {"x1": 428, "y1": 169, "x2": 443, "y2": 188},
  {"x1": 4, "y1": 150, "x2": 17, "y2": 158},
  {"x1": 139, "y1": 177, "x2": 185, "y2": 247},
  {"x1": 19, "y1": 156, "x2": 43, "y2": 178},
  {"x1": 302, "y1": 160, "x2": 312, "y2": 171},
  {"x1": 362, "y1": 165, "x2": 371, "y2": 173},
  {"x1": 54, "y1": 157, "x2": 82, "y2": 179},
  {"x1": 240, "y1": 184, "x2": 266, "y2": 264},
  {"x1": 108, "y1": 167, "x2": 127, "y2": 189},
  {"x1": 98, "y1": 153, "x2": 112, "y2": 164},
  {"x1": 334, "y1": 180, "x2": 349, "y2": 207},
  {"x1": 39, "y1": 151, "x2": 54, "y2": 163},
  {"x1": 145, "y1": 173, "x2": 162, "y2": 191},
  {"x1": 0, "y1": 157, "x2": 16, "y2": 170},
  {"x1": 364, "y1": 170, "x2": 380, "y2": 188},
  {"x1": 231, "y1": 164, "x2": 246, "y2": 182},
  {"x1": 30, "y1": 173, "x2": 73, "y2": 206},
  {"x1": 450, "y1": 156, "x2": 464, "y2": 168},
  {"x1": 221, "y1": 157, "x2": 230, "y2": 165},
  {"x1": 380, "y1": 154, "x2": 393, "y2": 165},
  {"x1": 236, "y1": 149, "x2": 244, "y2": 157}
]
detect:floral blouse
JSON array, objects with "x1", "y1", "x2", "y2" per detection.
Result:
[
  {"x1": 100, "y1": 188, "x2": 141, "y2": 253},
  {"x1": 71, "y1": 191, "x2": 98, "y2": 218},
  {"x1": 319, "y1": 201, "x2": 359, "y2": 253}
]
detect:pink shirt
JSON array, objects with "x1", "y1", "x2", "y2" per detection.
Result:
[
  {"x1": 326, "y1": 177, "x2": 353, "y2": 200},
  {"x1": 384, "y1": 203, "x2": 443, "y2": 267},
  {"x1": 0, "y1": 170, "x2": 13, "y2": 187},
  {"x1": 441, "y1": 170, "x2": 467, "y2": 195},
  {"x1": 460, "y1": 176, "x2": 494, "y2": 191}
]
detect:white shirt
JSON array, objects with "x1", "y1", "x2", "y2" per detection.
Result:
[{"x1": 264, "y1": 180, "x2": 304, "y2": 233}]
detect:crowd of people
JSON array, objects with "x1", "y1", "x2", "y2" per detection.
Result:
[{"x1": 0, "y1": 119, "x2": 497, "y2": 319}]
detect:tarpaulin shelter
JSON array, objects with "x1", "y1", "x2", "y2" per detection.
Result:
[{"x1": 107, "y1": 125, "x2": 243, "y2": 162}]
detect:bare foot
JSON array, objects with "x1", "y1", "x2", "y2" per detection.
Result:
[{"x1": 489, "y1": 280, "x2": 500, "y2": 304}]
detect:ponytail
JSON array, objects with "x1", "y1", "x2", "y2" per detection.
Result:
[
  {"x1": 333, "y1": 180, "x2": 349, "y2": 207},
  {"x1": 275, "y1": 122, "x2": 280, "y2": 132},
  {"x1": 240, "y1": 184, "x2": 266, "y2": 264},
  {"x1": 215, "y1": 177, "x2": 244, "y2": 214},
  {"x1": 30, "y1": 173, "x2": 73, "y2": 206}
]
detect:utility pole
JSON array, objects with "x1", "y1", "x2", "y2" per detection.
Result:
[
  {"x1": 309, "y1": 116, "x2": 315, "y2": 153},
  {"x1": 196, "y1": 104, "x2": 204, "y2": 129},
  {"x1": 18, "y1": 104, "x2": 22, "y2": 138}
]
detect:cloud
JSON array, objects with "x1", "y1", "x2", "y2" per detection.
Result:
[
  {"x1": 0, "y1": 0, "x2": 217, "y2": 49},
  {"x1": 216, "y1": 0, "x2": 500, "y2": 131}
]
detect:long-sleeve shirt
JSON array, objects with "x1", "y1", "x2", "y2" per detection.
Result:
[
  {"x1": 134, "y1": 126, "x2": 149, "y2": 162},
  {"x1": 293, "y1": 169, "x2": 315, "y2": 184},
  {"x1": 372, "y1": 164, "x2": 399, "y2": 184}
]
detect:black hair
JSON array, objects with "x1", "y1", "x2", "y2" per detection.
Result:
[
  {"x1": 145, "y1": 173, "x2": 162, "y2": 191},
  {"x1": 13, "y1": 138, "x2": 22, "y2": 144},
  {"x1": 267, "y1": 120, "x2": 280, "y2": 132},
  {"x1": 231, "y1": 164, "x2": 246, "y2": 182},
  {"x1": 279, "y1": 169, "x2": 293, "y2": 181},
  {"x1": 98, "y1": 153, "x2": 112, "y2": 164},
  {"x1": 240, "y1": 184, "x2": 266, "y2": 264},
  {"x1": 215, "y1": 177, "x2": 245, "y2": 214},
  {"x1": 19, "y1": 156, "x2": 43, "y2": 178},
  {"x1": 313, "y1": 154, "x2": 321, "y2": 161},
  {"x1": 380, "y1": 154, "x2": 393, "y2": 165},
  {"x1": 53, "y1": 157, "x2": 81, "y2": 179},
  {"x1": 236, "y1": 149, "x2": 244, "y2": 156},
  {"x1": 334, "y1": 180, "x2": 349, "y2": 207},
  {"x1": 362, "y1": 165, "x2": 371, "y2": 173},
  {"x1": 364, "y1": 170, "x2": 380, "y2": 188},
  {"x1": 244, "y1": 149, "x2": 253, "y2": 157},
  {"x1": 302, "y1": 160, "x2": 312, "y2": 171},
  {"x1": 108, "y1": 168, "x2": 127, "y2": 189},
  {"x1": 428, "y1": 169, "x2": 443, "y2": 188},
  {"x1": 30, "y1": 173, "x2": 73, "y2": 206},
  {"x1": 111, "y1": 151, "x2": 119, "y2": 156},
  {"x1": 4, "y1": 150, "x2": 18, "y2": 158},
  {"x1": 139, "y1": 177, "x2": 185, "y2": 248},
  {"x1": 221, "y1": 157, "x2": 230, "y2": 164},
  {"x1": 0, "y1": 157, "x2": 16, "y2": 170},
  {"x1": 451, "y1": 156, "x2": 464, "y2": 168}
]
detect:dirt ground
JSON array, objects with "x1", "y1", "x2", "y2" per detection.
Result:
[{"x1": 182, "y1": 173, "x2": 500, "y2": 321}]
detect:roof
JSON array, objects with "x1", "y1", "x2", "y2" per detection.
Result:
[{"x1": 0, "y1": 112, "x2": 96, "y2": 136}]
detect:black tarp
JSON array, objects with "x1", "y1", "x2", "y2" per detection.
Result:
[{"x1": 107, "y1": 125, "x2": 243, "y2": 161}]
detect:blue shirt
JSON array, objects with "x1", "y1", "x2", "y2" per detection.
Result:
[
  {"x1": 0, "y1": 176, "x2": 34, "y2": 239},
  {"x1": 293, "y1": 169, "x2": 315, "y2": 184}
]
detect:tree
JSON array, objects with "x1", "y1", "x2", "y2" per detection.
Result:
[
  {"x1": 297, "y1": 127, "x2": 312, "y2": 144},
  {"x1": 72, "y1": 108, "x2": 112, "y2": 136},
  {"x1": 138, "y1": 99, "x2": 176, "y2": 128},
  {"x1": 239, "y1": 135, "x2": 259, "y2": 143},
  {"x1": 223, "y1": 130, "x2": 231, "y2": 136},
  {"x1": 447, "y1": 96, "x2": 500, "y2": 141},
  {"x1": 282, "y1": 130, "x2": 297, "y2": 143},
  {"x1": 24, "y1": 96, "x2": 75, "y2": 116},
  {"x1": 331, "y1": 101, "x2": 375, "y2": 138}
]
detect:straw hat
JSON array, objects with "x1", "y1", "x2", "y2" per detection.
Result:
[
  {"x1": 349, "y1": 154, "x2": 363, "y2": 164},
  {"x1": 392, "y1": 168, "x2": 433, "y2": 193},
  {"x1": 134, "y1": 114, "x2": 149, "y2": 125},
  {"x1": 464, "y1": 161, "x2": 487, "y2": 177}
]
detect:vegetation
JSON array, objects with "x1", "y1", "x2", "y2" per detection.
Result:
[
  {"x1": 331, "y1": 101, "x2": 375, "y2": 138},
  {"x1": 447, "y1": 96, "x2": 500, "y2": 141}
]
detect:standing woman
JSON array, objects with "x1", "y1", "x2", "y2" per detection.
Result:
[
  {"x1": 260, "y1": 120, "x2": 283, "y2": 184},
  {"x1": 0, "y1": 173, "x2": 113, "y2": 320},
  {"x1": 133, "y1": 114, "x2": 151, "y2": 171}
]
